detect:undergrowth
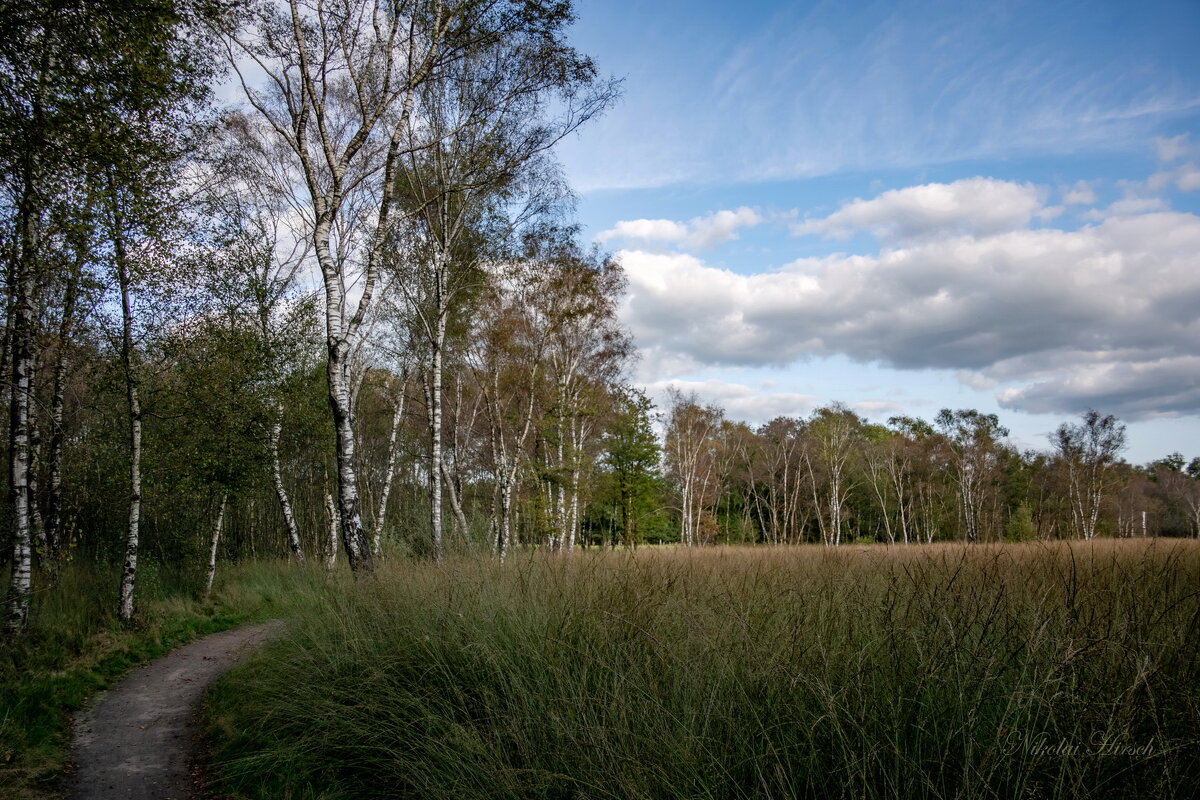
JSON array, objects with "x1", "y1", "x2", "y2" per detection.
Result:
[{"x1": 205, "y1": 541, "x2": 1200, "y2": 800}]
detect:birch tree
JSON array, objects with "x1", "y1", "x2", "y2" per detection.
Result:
[
  {"x1": 935, "y1": 408, "x2": 1009, "y2": 543},
  {"x1": 222, "y1": 0, "x2": 463, "y2": 572},
  {"x1": 663, "y1": 390, "x2": 723, "y2": 546},
  {"x1": 802, "y1": 404, "x2": 862, "y2": 547},
  {"x1": 1051, "y1": 410, "x2": 1126, "y2": 540},
  {"x1": 1, "y1": 0, "x2": 215, "y2": 628},
  {"x1": 205, "y1": 125, "x2": 319, "y2": 563},
  {"x1": 384, "y1": 24, "x2": 613, "y2": 559},
  {"x1": 223, "y1": 0, "x2": 607, "y2": 569}
]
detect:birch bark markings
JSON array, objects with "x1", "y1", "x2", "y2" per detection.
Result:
[{"x1": 3, "y1": 165, "x2": 38, "y2": 634}]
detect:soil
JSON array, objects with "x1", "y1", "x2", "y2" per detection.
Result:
[{"x1": 68, "y1": 621, "x2": 282, "y2": 800}]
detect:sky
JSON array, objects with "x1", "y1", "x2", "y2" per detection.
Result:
[{"x1": 552, "y1": 0, "x2": 1200, "y2": 464}]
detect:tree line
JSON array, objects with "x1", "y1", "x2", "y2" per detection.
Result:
[
  {"x1": 660, "y1": 397, "x2": 1200, "y2": 547},
  {"x1": 2, "y1": 0, "x2": 1198, "y2": 637}
]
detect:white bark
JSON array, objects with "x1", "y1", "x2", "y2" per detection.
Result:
[
  {"x1": 4, "y1": 147, "x2": 41, "y2": 634},
  {"x1": 4, "y1": 249, "x2": 34, "y2": 634},
  {"x1": 324, "y1": 490, "x2": 339, "y2": 572},
  {"x1": 268, "y1": 408, "x2": 305, "y2": 564},
  {"x1": 204, "y1": 492, "x2": 228, "y2": 598},
  {"x1": 372, "y1": 385, "x2": 406, "y2": 556},
  {"x1": 429, "y1": 308, "x2": 446, "y2": 561}
]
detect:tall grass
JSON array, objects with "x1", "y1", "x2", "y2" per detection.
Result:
[
  {"x1": 206, "y1": 541, "x2": 1200, "y2": 799},
  {"x1": 0, "y1": 559, "x2": 325, "y2": 800}
]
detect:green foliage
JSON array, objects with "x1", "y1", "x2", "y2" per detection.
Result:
[
  {"x1": 207, "y1": 543, "x2": 1200, "y2": 800},
  {"x1": 1005, "y1": 502, "x2": 1036, "y2": 541},
  {"x1": 596, "y1": 387, "x2": 665, "y2": 547}
]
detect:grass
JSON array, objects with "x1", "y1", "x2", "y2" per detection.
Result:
[
  {"x1": 204, "y1": 540, "x2": 1200, "y2": 799},
  {"x1": 0, "y1": 559, "x2": 323, "y2": 800}
]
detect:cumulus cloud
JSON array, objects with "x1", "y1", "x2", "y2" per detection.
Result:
[
  {"x1": 792, "y1": 178, "x2": 1044, "y2": 242},
  {"x1": 619, "y1": 207, "x2": 1200, "y2": 420},
  {"x1": 598, "y1": 207, "x2": 763, "y2": 251}
]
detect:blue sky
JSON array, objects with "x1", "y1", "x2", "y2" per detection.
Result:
[{"x1": 553, "y1": 0, "x2": 1200, "y2": 464}]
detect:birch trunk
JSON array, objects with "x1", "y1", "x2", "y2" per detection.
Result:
[
  {"x1": 429, "y1": 310, "x2": 445, "y2": 561},
  {"x1": 441, "y1": 379, "x2": 472, "y2": 542},
  {"x1": 28, "y1": 356, "x2": 46, "y2": 557},
  {"x1": 372, "y1": 387, "x2": 405, "y2": 556},
  {"x1": 267, "y1": 408, "x2": 305, "y2": 564},
  {"x1": 441, "y1": 459, "x2": 468, "y2": 545},
  {"x1": 324, "y1": 489, "x2": 339, "y2": 572},
  {"x1": 203, "y1": 492, "x2": 228, "y2": 598},
  {"x1": 3, "y1": 168, "x2": 37, "y2": 634},
  {"x1": 326, "y1": 331, "x2": 372, "y2": 571},
  {"x1": 115, "y1": 203, "x2": 143, "y2": 624},
  {"x1": 488, "y1": 367, "x2": 536, "y2": 563}
]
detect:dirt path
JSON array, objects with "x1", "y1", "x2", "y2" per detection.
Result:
[{"x1": 69, "y1": 621, "x2": 282, "y2": 800}]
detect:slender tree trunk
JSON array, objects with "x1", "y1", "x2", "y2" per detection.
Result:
[
  {"x1": 46, "y1": 259, "x2": 80, "y2": 560},
  {"x1": 429, "y1": 311, "x2": 445, "y2": 561},
  {"x1": 28, "y1": 351, "x2": 46, "y2": 557},
  {"x1": 441, "y1": 379, "x2": 471, "y2": 542},
  {"x1": 498, "y1": 480, "x2": 515, "y2": 562},
  {"x1": 268, "y1": 407, "x2": 305, "y2": 564},
  {"x1": 327, "y1": 339, "x2": 371, "y2": 571},
  {"x1": 441, "y1": 459, "x2": 468, "y2": 544},
  {"x1": 204, "y1": 492, "x2": 228, "y2": 599},
  {"x1": 372, "y1": 386, "x2": 405, "y2": 556},
  {"x1": 114, "y1": 199, "x2": 143, "y2": 624},
  {"x1": 3, "y1": 165, "x2": 38, "y2": 634},
  {"x1": 324, "y1": 489, "x2": 339, "y2": 572}
]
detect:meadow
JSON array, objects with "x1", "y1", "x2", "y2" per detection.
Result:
[{"x1": 203, "y1": 540, "x2": 1200, "y2": 800}]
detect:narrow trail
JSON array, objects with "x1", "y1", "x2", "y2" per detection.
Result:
[{"x1": 69, "y1": 621, "x2": 282, "y2": 800}]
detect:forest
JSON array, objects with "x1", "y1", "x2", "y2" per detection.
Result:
[{"x1": 4, "y1": 2, "x2": 1200, "y2": 799}]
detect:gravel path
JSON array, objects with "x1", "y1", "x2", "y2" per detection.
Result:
[{"x1": 69, "y1": 621, "x2": 282, "y2": 800}]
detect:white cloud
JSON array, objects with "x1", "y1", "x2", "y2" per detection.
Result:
[
  {"x1": 1061, "y1": 180, "x2": 1097, "y2": 205},
  {"x1": 851, "y1": 400, "x2": 905, "y2": 419},
  {"x1": 619, "y1": 207, "x2": 1200, "y2": 420},
  {"x1": 998, "y1": 357, "x2": 1200, "y2": 418},
  {"x1": 1176, "y1": 164, "x2": 1200, "y2": 192},
  {"x1": 596, "y1": 218, "x2": 688, "y2": 245},
  {"x1": 1155, "y1": 133, "x2": 1192, "y2": 164},
  {"x1": 646, "y1": 379, "x2": 818, "y2": 423},
  {"x1": 685, "y1": 207, "x2": 764, "y2": 249},
  {"x1": 1079, "y1": 196, "x2": 1169, "y2": 222},
  {"x1": 792, "y1": 178, "x2": 1044, "y2": 242},
  {"x1": 597, "y1": 207, "x2": 763, "y2": 252},
  {"x1": 956, "y1": 371, "x2": 998, "y2": 390}
]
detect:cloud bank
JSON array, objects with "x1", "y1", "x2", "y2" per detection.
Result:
[{"x1": 614, "y1": 180, "x2": 1200, "y2": 420}]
